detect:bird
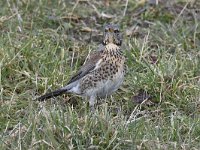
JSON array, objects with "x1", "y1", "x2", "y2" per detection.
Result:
[{"x1": 37, "y1": 24, "x2": 126, "y2": 108}]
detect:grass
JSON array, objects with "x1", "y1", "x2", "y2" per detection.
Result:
[{"x1": 0, "y1": 0, "x2": 200, "y2": 149}]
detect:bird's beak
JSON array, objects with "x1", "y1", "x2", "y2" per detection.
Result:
[{"x1": 109, "y1": 28, "x2": 114, "y2": 33}]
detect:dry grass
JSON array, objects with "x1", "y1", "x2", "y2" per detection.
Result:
[{"x1": 0, "y1": 0, "x2": 200, "y2": 149}]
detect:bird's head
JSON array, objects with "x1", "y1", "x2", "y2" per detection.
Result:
[{"x1": 102, "y1": 24, "x2": 122, "y2": 46}]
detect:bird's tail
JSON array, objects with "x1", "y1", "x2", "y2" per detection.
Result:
[{"x1": 37, "y1": 87, "x2": 68, "y2": 101}]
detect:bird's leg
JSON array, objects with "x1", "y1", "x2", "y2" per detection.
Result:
[{"x1": 89, "y1": 95, "x2": 96, "y2": 111}]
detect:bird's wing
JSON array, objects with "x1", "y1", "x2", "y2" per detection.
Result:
[{"x1": 67, "y1": 48, "x2": 103, "y2": 84}]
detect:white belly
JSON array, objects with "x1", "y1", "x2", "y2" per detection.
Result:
[{"x1": 93, "y1": 71, "x2": 124, "y2": 98}]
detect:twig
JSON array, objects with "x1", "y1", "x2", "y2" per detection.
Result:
[
  {"x1": 0, "y1": 13, "x2": 17, "y2": 23},
  {"x1": 71, "y1": 0, "x2": 80, "y2": 15},
  {"x1": 87, "y1": 0, "x2": 101, "y2": 17},
  {"x1": 123, "y1": 0, "x2": 129, "y2": 16},
  {"x1": 173, "y1": 2, "x2": 189, "y2": 27}
]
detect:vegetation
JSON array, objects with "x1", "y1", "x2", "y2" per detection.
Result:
[{"x1": 0, "y1": 0, "x2": 200, "y2": 149}]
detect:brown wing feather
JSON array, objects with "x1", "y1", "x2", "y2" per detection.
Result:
[{"x1": 67, "y1": 49, "x2": 103, "y2": 84}]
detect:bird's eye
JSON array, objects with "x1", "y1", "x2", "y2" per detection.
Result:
[{"x1": 114, "y1": 29, "x2": 119, "y2": 33}]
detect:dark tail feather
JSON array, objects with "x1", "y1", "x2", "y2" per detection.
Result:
[{"x1": 37, "y1": 88, "x2": 68, "y2": 101}]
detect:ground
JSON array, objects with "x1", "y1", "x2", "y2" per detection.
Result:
[{"x1": 0, "y1": 0, "x2": 200, "y2": 149}]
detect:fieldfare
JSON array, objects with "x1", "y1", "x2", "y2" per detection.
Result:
[{"x1": 37, "y1": 24, "x2": 126, "y2": 107}]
